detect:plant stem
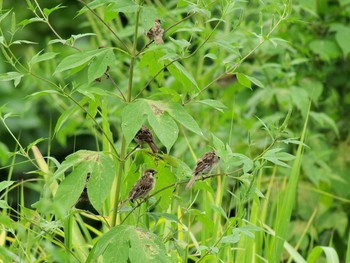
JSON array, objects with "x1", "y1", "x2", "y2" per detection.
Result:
[{"x1": 111, "y1": 1, "x2": 143, "y2": 227}]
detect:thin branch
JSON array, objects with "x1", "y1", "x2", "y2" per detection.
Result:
[{"x1": 76, "y1": 0, "x2": 130, "y2": 53}]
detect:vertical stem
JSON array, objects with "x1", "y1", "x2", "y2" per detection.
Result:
[{"x1": 111, "y1": 1, "x2": 142, "y2": 227}]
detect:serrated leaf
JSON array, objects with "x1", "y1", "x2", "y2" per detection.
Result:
[
  {"x1": 147, "y1": 101, "x2": 178, "y2": 152},
  {"x1": 167, "y1": 102, "x2": 202, "y2": 135},
  {"x1": 87, "y1": 225, "x2": 171, "y2": 263},
  {"x1": 237, "y1": 73, "x2": 252, "y2": 89},
  {"x1": 121, "y1": 100, "x2": 149, "y2": 145},
  {"x1": 88, "y1": 48, "x2": 115, "y2": 83},
  {"x1": 87, "y1": 153, "x2": 115, "y2": 213},
  {"x1": 54, "y1": 162, "x2": 88, "y2": 218},
  {"x1": 53, "y1": 150, "x2": 115, "y2": 216}
]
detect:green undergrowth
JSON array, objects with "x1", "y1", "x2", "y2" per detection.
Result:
[{"x1": 0, "y1": 0, "x2": 349, "y2": 262}]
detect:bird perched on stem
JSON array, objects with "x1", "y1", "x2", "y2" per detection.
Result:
[
  {"x1": 185, "y1": 151, "x2": 220, "y2": 189},
  {"x1": 147, "y1": 18, "x2": 164, "y2": 45},
  {"x1": 118, "y1": 169, "x2": 157, "y2": 209},
  {"x1": 134, "y1": 125, "x2": 160, "y2": 153}
]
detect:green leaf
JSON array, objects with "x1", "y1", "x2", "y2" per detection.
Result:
[
  {"x1": 121, "y1": 100, "x2": 148, "y2": 145},
  {"x1": 54, "y1": 49, "x2": 102, "y2": 74},
  {"x1": 53, "y1": 150, "x2": 115, "y2": 216},
  {"x1": 196, "y1": 99, "x2": 227, "y2": 112},
  {"x1": 168, "y1": 61, "x2": 199, "y2": 91},
  {"x1": 43, "y1": 4, "x2": 66, "y2": 17},
  {"x1": 140, "y1": 6, "x2": 160, "y2": 30},
  {"x1": 88, "y1": 48, "x2": 115, "y2": 83},
  {"x1": 307, "y1": 246, "x2": 340, "y2": 263},
  {"x1": 262, "y1": 148, "x2": 295, "y2": 168},
  {"x1": 19, "y1": 17, "x2": 45, "y2": 26},
  {"x1": 87, "y1": 153, "x2": 115, "y2": 213},
  {"x1": 111, "y1": 0, "x2": 139, "y2": 13},
  {"x1": 139, "y1": 50, "x2": 165, "y2": 83},
  {"x1": 0, "y1": 180, "x2": 15, "y2": 192},
  {"x1": 330, "y1": 24, "x2": 350, "y2": 58},
  {"x1": 309, "y1": 39, "x2": 341, "y2": 62},
  {"x1": 310, "y1": 111, "x2": 339, "y2": 137},
  {"x1": 237, "y1": 73, "x2": 252, "y2": 89},
  {"x1": 87, "y1": 225, "x2": 171, "y2": 263},
  {"x1": 0, "y1": 10, "x2": 12, "y2": 23},
  {"x1": 147, "y1": 102, "x2": 178, "y2": 153},
  {"x1": 245, "y1": 75, "x2": 265, "y2": 88},
  {"x1": 29, "y1": 51, "x2": 58, "y2": 66},
  {"x1": 54, "y1": 162, "x2": 88, "y2": 218},
  {"x1": 167, "y1": 102, "x2": 202, "y2": 135},
  {"x1": 0, "y1": 72, "x2": 24, "y2": 87}
]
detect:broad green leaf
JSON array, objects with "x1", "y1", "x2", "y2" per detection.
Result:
[
  {"x1": 54, "y1": 49, "x2": 102, "y2": 74},
  {"x1": 168, "y1": 61, "x2": 199, "y2": 91},
  {"x1": 140, "y1": 6, "x2": 159, "y2": 31},
  {"x1": 53, "y1": 150, "x2": 115, "y2": 216},
  {"x1": 121, "y1": 100, "x2": 149, "y2": 145},
  {"x1": 330, "y1": 24, "x2": 350, "y2": 58},
  {"x1": 88, "y1": 48, "x2": 115, "y2": 83},
  {"x1": 309, "y1": 39, "x2": 341, "y2": 62},
  {"x1": 237, "y1": 73, "x2": 252, "y2": 89},
  {"x1": 87, "y1": 225, "x2": 171, "y2": 263},
  {"x1": 146, "y1": 100, "x2": 178, "y2": 152},
  {"x1": 139, "y1": 49, "x2": 165, "y2": 83},
  {"x1": 0, "y1": 142, "x2": 10, "y2": 165},
  {"x1": 167, "y1": 102, "x2": 202, "y2": 135},
  {"x1": 87, "y1": 153, "x2": 115, "y2": 213},
  {"x1": 111, "y1": 0, "x2": 139, "y2": 13},
  {"x1": 54, "y1": 162, "x2": 88, "y2": 218}
]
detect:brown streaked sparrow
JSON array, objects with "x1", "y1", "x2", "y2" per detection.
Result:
[
  {"x1": 147, "y1": 18, "x2": 164, "y2": 45},
  {"x1": 134, "y1": 125, "x2": 160, "y2": 153},
  {"x1": 185, "y1": 151, "x2": 220, "y2": 189},
  {"x1": 118, "y1": 169, "x2": 157, "y2": 209}
]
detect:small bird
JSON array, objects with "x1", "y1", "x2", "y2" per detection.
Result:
[
  {"x1": 134, "y1": 125, "x2": 160, "y2": 153},
  {"x1": 118, "y1": 169, "x2": 157, "y2": 209},
  {"x1": 147, "y1": 18, "x2": 164, "y2": 45},
  {"x1": 185, "y1": 151, "x2": 220, "y2": 189}
]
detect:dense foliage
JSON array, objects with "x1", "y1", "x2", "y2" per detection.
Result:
[{"x1": 0, "y1": 0, "x2": 349, "y2": 262}]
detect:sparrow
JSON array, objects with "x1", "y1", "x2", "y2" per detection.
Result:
[
  {"x1": 185, "y1": 151, "x2": 220, "y2": 189},
  {"x1": 118, "y1": 169, "x2": 157, "y2": 209},
  {"x1": 147, "y1": 18, "x2": 164, "y2": 45},
  {"x1": 134, "y1": 125, "x2": 160, "y2": 153}
]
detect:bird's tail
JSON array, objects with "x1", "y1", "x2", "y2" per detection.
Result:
[
  {"x1": 185, "y1": 176, "x2": 197, "y2": 190},
  {"x1": 148, "y1": 141, "x2": 160, "y2": 153},
  {"x1": 118, "y1": 198, "x2": 130, "y2": 210}
]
